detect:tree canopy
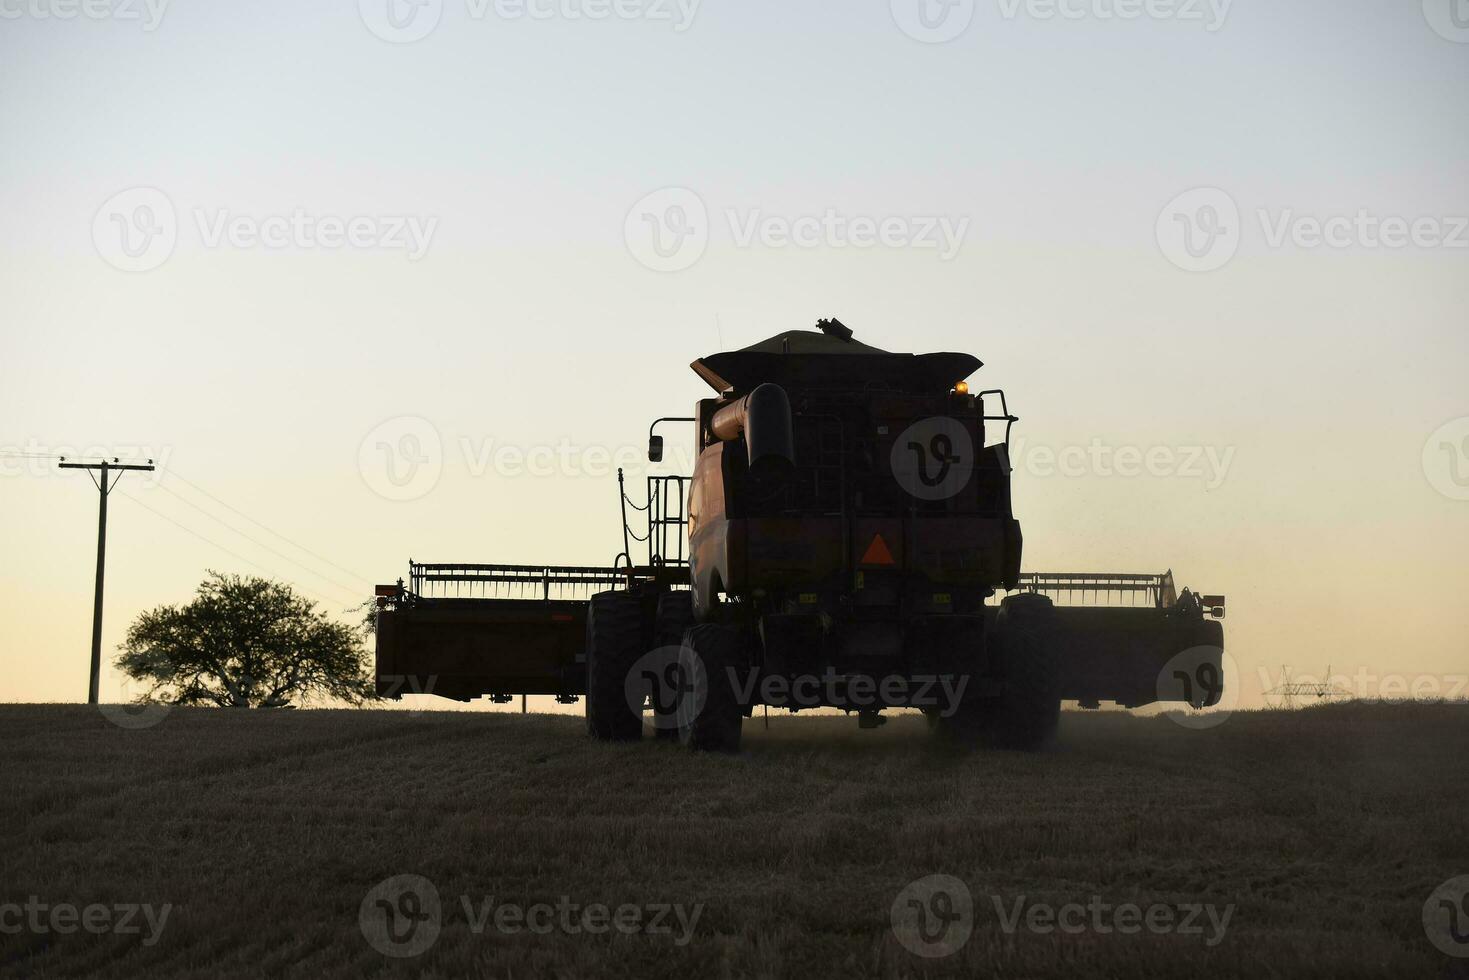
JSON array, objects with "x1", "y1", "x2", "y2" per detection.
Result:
[{"x1": 119, "y1": 572, "x2": 375, "y2": 709}]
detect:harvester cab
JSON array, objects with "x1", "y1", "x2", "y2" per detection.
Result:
[{"x1": 373, "y1": 320, "x2": 1227, "y2": 753}]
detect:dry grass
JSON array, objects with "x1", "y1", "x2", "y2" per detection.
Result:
[{"x1": 3, "y1": 702, "x2": 1468, "y2": 978}]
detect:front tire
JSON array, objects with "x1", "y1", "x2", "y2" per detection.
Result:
[
  {"x1": 585, "y1": 591, "x2": 645, "y2": 742},
  {"x1": 677, "y1": 623, "x2": 744, "y2": 753},
  {"x1": 984, "y1": 593, "x2": 1062, "y2": 751}
]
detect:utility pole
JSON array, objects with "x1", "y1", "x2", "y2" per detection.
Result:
[{"x1": 59, "y1": 457, "x2": 155, "y2": 704}]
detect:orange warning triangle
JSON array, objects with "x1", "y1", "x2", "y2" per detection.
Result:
[{"x1": 860, "y1": 533, "x2": 896, "y2": 566}]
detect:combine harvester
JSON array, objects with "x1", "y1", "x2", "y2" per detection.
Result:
[{"x1": 374, "y1": 321, "x2": 1226, "y2": 751}]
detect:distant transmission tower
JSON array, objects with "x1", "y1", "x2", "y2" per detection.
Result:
[{"x1": 1263, "y1": 666, "x2": 1354, "y2": 710}]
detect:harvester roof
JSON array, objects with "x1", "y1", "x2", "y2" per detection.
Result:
[{"x1": 691, "y1": 328, "x2": 981, "y2": 394}]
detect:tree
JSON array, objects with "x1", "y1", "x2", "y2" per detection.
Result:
[{"x1": 119, "y1": 572, "x2": 376, "y2": 709}]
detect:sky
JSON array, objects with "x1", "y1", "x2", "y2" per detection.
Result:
[{"x1": 1, "y1": 0, "x2": 1466, "y2": 711}]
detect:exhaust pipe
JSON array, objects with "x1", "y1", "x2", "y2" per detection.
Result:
[{"x1": 711, "y1": 383, "x2": 795, "y2": 477}]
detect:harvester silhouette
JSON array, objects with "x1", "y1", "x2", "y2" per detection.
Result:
[{"x1": 375, "y1": 320, "x2": 1225, "y2": 751}]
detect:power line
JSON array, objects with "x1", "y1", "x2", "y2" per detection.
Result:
[
  {"x1": 143, "y1": 478, "x2": 368, "y2": 598},
  {"x1": 0, "y1": 451, "x2": 156, "y2": 462},
  {"x1": 159, "y1": 468, "x2": 375, "y2": 587},
  {"x1": 117, "y1": 490, "x2": 351, "y2": 610},
  {"x1": 59, "y1": 459, "x2": 155, "y2": 705},
  {"x1": 11, "y1": 455, "x2": 377, "y2": 593}
]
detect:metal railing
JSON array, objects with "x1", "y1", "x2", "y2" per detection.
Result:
[
  {"x1": 409, "y1": 563, "x2": 624, "y2": 601},
  {"x1": 1002, "y1": 571, "x2": 1179, "y2": 609},
  {"x1": 619, "y1": 470, "x2": 691, "y2": 570}
]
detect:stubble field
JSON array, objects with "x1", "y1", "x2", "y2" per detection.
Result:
[{"x1": 3, "y1": 701, "x2": 1468, "y2": 978}]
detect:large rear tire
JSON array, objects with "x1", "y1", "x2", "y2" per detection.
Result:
[
  {"x1": 677, "y1": 623, "x2": 744, "y2": 753},
  {"x1": 985, "y1": 593, "x2": 1062, "y2": 751},
  {"x1": 585, "y1": 591, "x2": 645, "y2": 742},
  {"x1": 655, "y1": 591, "x2": 695, "y2": 647}
]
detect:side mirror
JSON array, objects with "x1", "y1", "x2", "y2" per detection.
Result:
[{"x1": 648, "y1": 435, "x2": 664, "y2": 463}]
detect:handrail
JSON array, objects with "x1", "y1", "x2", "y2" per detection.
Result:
[
  {"x1": 1005, "y1": 571, "x2": 1179, "y2": 609},
  {"x1": 409, "y1": 562, "x2": 625, "y2": 601}
]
